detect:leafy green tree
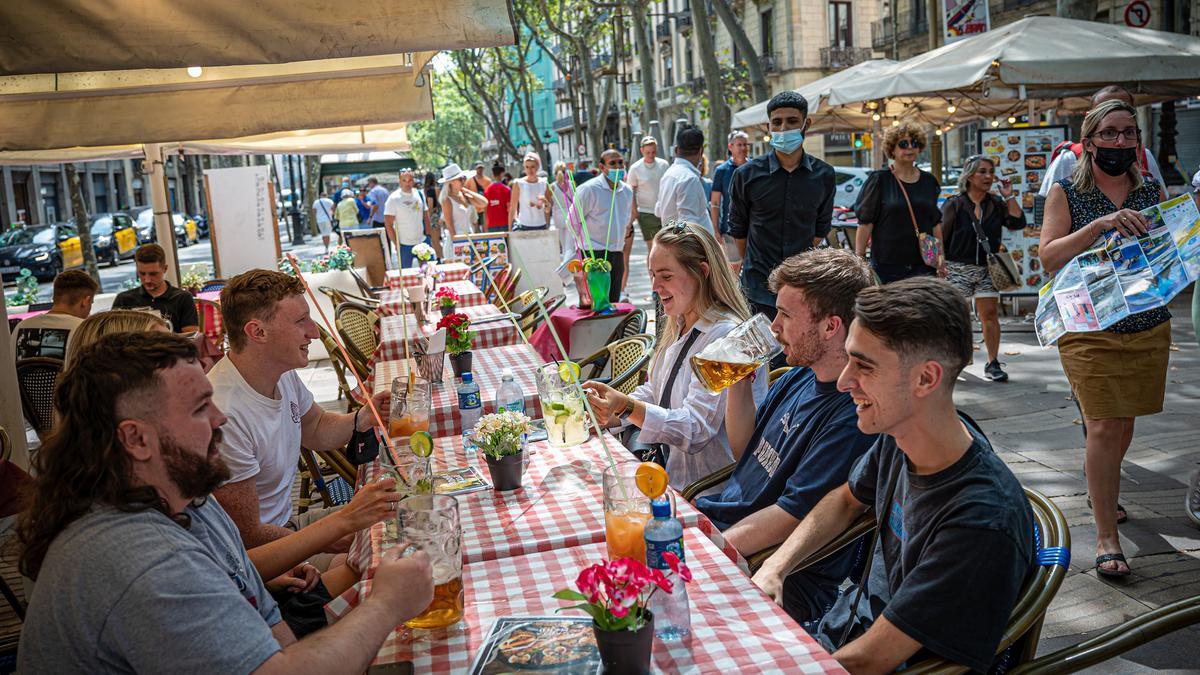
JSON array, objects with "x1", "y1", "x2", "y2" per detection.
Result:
[{"x1": 409, "y1": 73, "x2": 487, "y2": 169}]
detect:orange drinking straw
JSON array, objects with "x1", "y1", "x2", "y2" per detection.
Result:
[{"x1": 285, "y1": 253, "x2": 400, "y2": 468}]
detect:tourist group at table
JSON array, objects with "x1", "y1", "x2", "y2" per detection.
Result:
[{"x1": 10, "y1": 83, "x2": 1191, "y2": 673}]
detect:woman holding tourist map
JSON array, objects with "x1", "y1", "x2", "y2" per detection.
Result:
[{"x1": 1040, "y1": 99, "x2": 1170, "y2": 579}]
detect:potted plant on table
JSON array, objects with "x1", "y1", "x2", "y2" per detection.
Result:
[
  {"x1": 434, "y1": 285, "x2": 460, "y2": 317},
  {"x1": 438, "y1": 312, "x2": 474, "y2": 377},
  {"x1": 472, "y1": 411, "x2": 532, "y2": 491},
  {"x1": 553, "y1": 554, "x2": 692, "y2": 674}
]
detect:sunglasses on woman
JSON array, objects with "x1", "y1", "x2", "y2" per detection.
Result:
[{"x1": 897, "y1": 139, "x2": 924, "y2": 150}]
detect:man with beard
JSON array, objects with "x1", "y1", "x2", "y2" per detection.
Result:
[
  {"x1": 17, "y1": 332, "x2": 434, "y2": 673},
  {"x1": 696, "y1": 249, "x2": 878, "y2": 624}
]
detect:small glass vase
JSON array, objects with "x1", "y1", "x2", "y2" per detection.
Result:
[{"x1": 586, "y1": 268, "x2": 612, "y2": 313}]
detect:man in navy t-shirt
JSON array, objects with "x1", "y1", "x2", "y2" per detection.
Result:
[{"x1": 697, "y1": 248, "x2": 877, "y2": 623}]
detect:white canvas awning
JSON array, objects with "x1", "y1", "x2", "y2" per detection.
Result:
[
  {"x1": 827, "y1": 16, "x2": 1200, "y2": 107},
  {"x1": 0, "y1": 0, "x2": 516, "y2": 75},
  {"x1": 181, "y1": 124, "x2": 412, "y2": 155},
  {"x1": 731, "y1": 59, "x2": 899, "y2": 129},
  {"x1": 0, "y1": 54, "x2": 435, "y2": 151}
]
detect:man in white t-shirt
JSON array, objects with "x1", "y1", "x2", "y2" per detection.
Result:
[
  {"x1": 384, "y1": 170, "x2": 430, "y2": 268},
  {"x1": 312, "y1": 192, "x2": 336, "y2": 252},
  {"x1": 209, "y1": 270, "x2": 398, "y2": 563},
  {"x1": 627, "y1": 136, "x2": 671, "y2": 246},
  {"x1": 12, "y1": 269, "x2": 97, "y2": 360}
]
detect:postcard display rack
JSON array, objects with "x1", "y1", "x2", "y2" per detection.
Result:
[{"x1": 977, "y1": 125, "x2": 1069, "y2": 294}]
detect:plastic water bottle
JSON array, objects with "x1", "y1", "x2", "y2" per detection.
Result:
[
  {"x1": 644, "y1": 496, "x2": 690, "y2": 640},
  {"x1": 458, "y1": 372, "x2": 482, "y2": 449},
  {"x1": 495, "y1": 368, "x2": 526, "y2": 416}
]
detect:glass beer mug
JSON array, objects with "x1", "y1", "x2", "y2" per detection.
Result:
[
  {"x1": 397, "y1": 494, "x2": 464, "y2": 630},
  {"x1": 690, "y1": 313, "x2": 782, "y2": 394}
]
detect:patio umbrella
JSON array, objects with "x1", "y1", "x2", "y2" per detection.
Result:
[{"x1": 730, "y1": 59, "x2": 899, "y2": 129}]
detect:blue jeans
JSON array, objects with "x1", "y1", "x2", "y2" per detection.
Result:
[{"x1": 400, "y1": 243, "x2": 416, "y2": 269}]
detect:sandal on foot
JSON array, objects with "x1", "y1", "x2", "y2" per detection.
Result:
[
  {"x1": 1096, "y1": 553, "x2": 1131, "y2": 578},
  {"x1": 1087, "y1": 497, "x2": 1128, "y2": 524}
]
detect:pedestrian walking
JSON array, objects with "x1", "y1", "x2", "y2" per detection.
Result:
[
  {"x1": 571, "y1": 149, "x2": 635, "y2": 303},
  {"x1": 335, "y1": 188, "x2": 360, "y2": 232},
  {"x1": 628, "y1": 136, "x2": 671, "y2": 246},
  {"x1": 655, "y1": 125, "x2": 714, "y2": 235},
  {"x1": 711, "y1": 131, "x2": 750, "y2": 269},
  {"x1": 1040, "y1": 99, "x2": 1170, "y2": 578},
  {"x1": 365, "y1": 176, "x2": 391, "y2": 232},
  {"x1": 1038, "y1": 86, "x2": 1164, "y2": 198},
  {"x1": 941, "y1": 155, "x2": 1026, "y2": 382},
  {"x1": 355, "y1": 187, "x2": 373, "y2": 226},
  {"x1": 384, "y1": 170, "x2": 431, "y2": 268},
  {"x1": 312, "y1": 192, "x2": 336, "y2": 252},
  {"x1": 423, "y1": 171, "x2": 441, "y2": 246},
  {"x1": 510, "y1": 153, "x2": 552, "y2": 230},
  {"x1": 854, "y1": 121, "x2": 945, "y2": 283},
  {"x1": 483, "y1": 164, "x2": 511, "y2": 231},
  {"x1": 467, "y1": 162, "x2": 492, "y2": 228},
  {"x1": 438, "y1": 163, "x2": 488, "y2": 257},
  {"x1": 728, "y1": 91, "x2": 836, "y2": 319}
]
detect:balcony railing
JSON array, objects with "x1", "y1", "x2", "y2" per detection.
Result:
[
  {"x1": 871, "y1": 17, "x2": 928, "y2": 50},
  {"x1": 676, "y1": 14, "x2": 693, "y2": 32},
  {"x1": 553, "y1": 116, "x2": 577, "y2": 132},
  {"x1": 591, "y1": 53, "x2": 613, "y2": 73},
  {"x1": 871, "y1": 19, "x2": 893, "y2": 50},
  {"x1": 820, "y1": 46, "x2": 874, "y2": 70},
  {"x1": 656, "y1": 22, "x2": 671, "y2": 41}
]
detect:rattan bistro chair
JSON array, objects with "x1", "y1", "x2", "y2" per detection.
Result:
[
  {"x1": 578, "y1": 334, "x2": 656, "y2": 395},
  {"x1": 334, "y1": 302, "x2": 378, "y2": 381},
  {"x1": 768, "y1": 367, "x2": 792, "y2": 386},
  {"x1": 317, "y1": 325, "x2": 365, "y2": 410},
  {"x1": 603, "y1": 308, "x2": 647, "y2": 346},
  {"x1": 15, "y1": 357, "x2": 62, "y2": 439},
  {"x1": 319, "y1": 285, "x2": 380, "y2": 310},
  {"x1": 519, "y1": 294, "x2": 566, "y2": 338}
]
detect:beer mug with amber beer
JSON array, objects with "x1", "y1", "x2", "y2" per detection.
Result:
[
  {"x1": 690, "y1": 313, "x2": 782, "y2": 393},
  {"x1": 397, "y1": 495, "x2": 464, "y2": 630}
]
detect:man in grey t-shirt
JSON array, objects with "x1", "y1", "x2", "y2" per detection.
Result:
[{"x1": 18, "y1": 332, "x2": 434, "y2": 674}]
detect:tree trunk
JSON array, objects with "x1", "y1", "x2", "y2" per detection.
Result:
[
  {"x1": 711, "y1": 0, "x2": 768, "y2": 103},
  {"x1": 629, "y1": 0, "x2": 660, "y2": 145},
  {"x1": 304, "y1": 156, "x2": 322, "y2": 235},
  {"x1": 1056, "y1": 0, "x2": 1096, "y2": 19},
  {"x1": 65, "y1": 164, "x2": 102, "y2": 289},
  {"x1": 692, "y1": 5, "x2": 728, "y2": 166}
]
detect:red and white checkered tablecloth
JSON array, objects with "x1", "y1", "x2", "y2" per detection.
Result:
[
  {"x1": 372, "y1": 304, "x2": 521, "y2": 364},
  {"x1": 327, "y1": 434, "x2": 751, "y2": 621},
  {"x1": 339, "y1": 528, "x2": 844, "y2": 673},
  {"x1": 377, "y1": 280, "x2": 487, "y2": 317},
  {"x1": 386, "y1": 262, "x2": 471, "y2": 290},
  {"x1": 369, "y1": 344, "x2": 545, "y2": 438}
]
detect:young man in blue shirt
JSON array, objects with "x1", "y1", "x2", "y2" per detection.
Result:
[{"x1": 697, "y1": 248, "x2": 877, "y2": 623}]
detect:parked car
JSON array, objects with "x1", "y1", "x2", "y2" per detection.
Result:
[
  {"x1": 0, "y1": 224, "x2": 84, "y2": 281},
  {"x1": 84, "y1": 212, "x2": 139, "y2": 266},
  {"x1": 129, "y1": 207, "x2": 198, "y2": 247},
  {"x1": 832, "y1": 166, "x2": 872, "y2": 210}
]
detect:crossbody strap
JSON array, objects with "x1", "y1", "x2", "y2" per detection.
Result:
[
  {"x1": 837, "y1": 463, "x2": 902, "y2": 649},
  {"x1": 658, "y1": 327, "x2": 703, "y2": 409},
  {"x1": 964, "y1": 197, "x2": 995, "y2": 256},
  {"x1": 890, "y1": 166, "x2": 922, "y2": 238}
]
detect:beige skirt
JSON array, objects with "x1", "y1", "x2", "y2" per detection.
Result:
[{"x1": 1057, "y1": 320, "x2": 1171, "y2": 420}]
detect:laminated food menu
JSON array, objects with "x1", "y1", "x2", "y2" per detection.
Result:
[
  {"x1": 1035, "y1": 193, "x2": 1200, "y2": 346},
  {"x1": 977, "y1": 125, "x2": 1070, "y2": 293}
]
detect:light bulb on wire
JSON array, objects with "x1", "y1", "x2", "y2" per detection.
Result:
[
  {"x1": 186, "y1": 66, "x2": 203, "y2": 78},
  {"x1": 871, "y1": 112, "x2": 881, "y2": 121},
  {"x1": 990, "y1": 119, "x2": 1000, "y2": 127},
  {"x1": 947, "y1": 103, "x2": 957, "y2": 113},
  {"x1": 1007, "y1": 115, "x2": 1017, "y2": 124},
  {"x1": 891, "y1": 119, "x2": 900, "y2": 127},
  {"x1": 935, "y1": 129, "x2": 944, "y2": 136}
]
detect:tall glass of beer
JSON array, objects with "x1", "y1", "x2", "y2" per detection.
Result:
[
  {"x1": 397, "y1": 494, "x2": 464, "y2": 630},
  {"x1": 690, "y1": 314, "x2": 782, "y2": 393}
]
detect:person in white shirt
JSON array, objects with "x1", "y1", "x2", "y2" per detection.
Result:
[
  {"x1": 1038, "y1": 85, "x2": 1164, "y2": 198},
  {"x1": 311, "y1": 192, "x2": 337, "y2": 252},
  {"x1": 584, "y1": 222, "x2": 765, "y2": 493},
  {"x1": 12, "y1": 269, "x2": 97, "y2": 360},
  {"x1": 572, "y1": 149, "x2": 636, "y2": 303},
  {"x1": 510, "y1": 153, "x2": 553, "y2": 230},
  {"x1": 627, "y1": 136, "x2": 671, "y2": 245},
  {"x1": 209, "y1": 270, "x2": 398, "y2": 563},
  {"x1": 384, "y1": 170, "x2": 431, "y2": 268},
  {"x1": 656, "y1": 125, "x2": 715, "y2": 236}
]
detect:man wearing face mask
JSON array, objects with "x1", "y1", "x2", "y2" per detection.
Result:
[
  {"x1": 729, "y1": 91, "x2": 836, "y2": 319},
  {"x1": 572, "y1": 149, "x2": 636, "y2": 302}
]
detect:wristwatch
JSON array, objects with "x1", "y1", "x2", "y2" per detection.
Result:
[{"x1": 618, "y1": 397, "x2": 636, "y2": 420}]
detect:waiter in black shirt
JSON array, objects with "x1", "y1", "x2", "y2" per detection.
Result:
[
  {"x1": 112, "y1": 244, "x2": 199, "y2": 333},
  {"x1": 729, "y1": 91, "x2": 836, "y2": 318}
]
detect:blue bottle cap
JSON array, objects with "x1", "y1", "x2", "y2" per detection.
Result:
[
  {"x1": 461, "y1": 372, "x2": 473, "y2": 383},
  {"x1": 650, "y1": 497, "x2": 671, "y2": 518}
]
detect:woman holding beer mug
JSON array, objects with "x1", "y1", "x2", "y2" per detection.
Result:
[{"x1": 584, "y1": 221, "x2": 767, "y2": 494}]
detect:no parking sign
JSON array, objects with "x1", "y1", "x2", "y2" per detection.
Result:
[{"x1": 1124, "y1": 0, "x2": 1151, "y2": 28}]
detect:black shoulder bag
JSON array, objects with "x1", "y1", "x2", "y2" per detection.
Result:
[
  {"x1": 624, "y1": 328, "x2": 703, "y2": 467},
  {"x1": 966, "y1": 199, "x2": 1021, "y2": 292}
]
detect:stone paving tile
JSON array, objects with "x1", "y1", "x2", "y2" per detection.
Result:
[{"x1": 1039, "y1": 572, "x2": 1151, "y2": 639}]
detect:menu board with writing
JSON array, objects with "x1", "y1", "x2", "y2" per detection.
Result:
[{"x1": 977, "y1": 125, "x2": 1069, "y2": 293}]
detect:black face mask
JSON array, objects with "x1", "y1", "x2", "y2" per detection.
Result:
[{"x1": 1093, "y1": 146, "x2": 1138, "y2": 177}]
